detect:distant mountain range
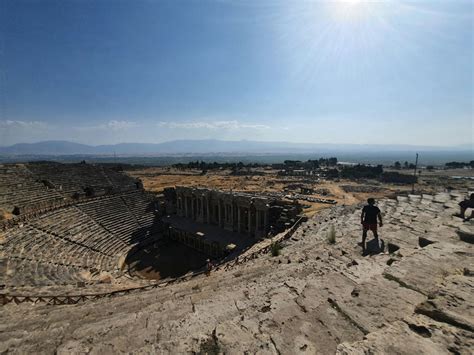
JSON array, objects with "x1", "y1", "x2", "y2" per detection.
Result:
[{"x1": 0, "y1": 140, "x2": 471, "y2": 156}]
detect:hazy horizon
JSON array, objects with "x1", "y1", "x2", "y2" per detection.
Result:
[
  {"x1": 0, "y1": 138, "x2": 472, "y2": 149},
  {"x1": 1, "y1": 0, "x2": 473, "y2": 146}
]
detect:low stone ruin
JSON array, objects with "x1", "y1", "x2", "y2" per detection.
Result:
[
  {"x1": 164, "y1": 186, "x2": 302, "y2": 238},
  {"x1": 286, "y1": 194, "x2": 337, "y2": 204},
  {"x1": 158, "y1": 187, "x2": 304, "y2": 260}
]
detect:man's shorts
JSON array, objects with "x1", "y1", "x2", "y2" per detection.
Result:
[{"x1": 363, "y1": 223, "x2": 378, "y2": 232}]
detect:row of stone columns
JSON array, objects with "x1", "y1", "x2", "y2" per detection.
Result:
[{"x1": 176, "y1": 192, "x2": 269, "y2": 237}]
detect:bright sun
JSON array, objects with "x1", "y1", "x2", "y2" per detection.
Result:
[
  {"x1": 341, "y1": 0, "x2": 365, "y2": 9},
  {"x1": 332, "y1": 0, "x2": 369, "y2": 21}
]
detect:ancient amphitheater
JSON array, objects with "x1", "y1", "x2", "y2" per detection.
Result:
[
  {"x1": 0, "y1": 163, "x2": 163, "y2": 295},
  {"x1": 0, "y1": 162, "x2": 473, "y2": 354}
]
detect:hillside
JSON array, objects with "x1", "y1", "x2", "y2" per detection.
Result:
[{"x1": 1, "y1": 192, "x2": 472, "y2": 354}]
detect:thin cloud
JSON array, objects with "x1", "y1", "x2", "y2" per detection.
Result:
[
  {"x1": 0, "y1": 120, "x2": 47, "y2": 128},
  {"x1": 74, "y1": 120, "x2": 138, "y2": 131},
  {"x1": 101, "y1": 120, "x2": 138, "y2": 130},
  {"x1": 157, "y1": 120, "x2": 270, "y2": 130}
]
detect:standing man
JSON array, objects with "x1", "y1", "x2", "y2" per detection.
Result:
[{"x1": 361, "y1": 198, "x2": 383, "y2": 252}]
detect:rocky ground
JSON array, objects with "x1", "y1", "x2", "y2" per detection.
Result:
[{"x1": 1, "y1": 191, "x2": 473, "y2": 354}]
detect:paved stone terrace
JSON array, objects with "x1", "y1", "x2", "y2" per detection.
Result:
[
  {"x1": 163, "y1": 215, "x2": 255, "y2": 249},
  {"x1": 1, "y1": 191, "x2": 473, "y2": 354}
]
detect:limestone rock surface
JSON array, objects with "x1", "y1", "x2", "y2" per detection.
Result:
[{"x1": 1, "y1": 192, "x2": 473, "y2": 354}]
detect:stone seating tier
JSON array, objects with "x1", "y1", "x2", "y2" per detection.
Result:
[
  {"x1": 1, "y1": 191, "x2": 161, "y2": 290},
  {"x1": 78, "y1": 194, "x2": 158, "y2": 245},
  {"x1": 0, "y1": 163, "x2": 140, "y2": 215},
  {"x1": 120, "y1": 193, "x2": 158, "y2": 229},
  {"x1": 26, "y1": 163, "x2": 138, "y2": 197},
  {"x1": 0, "y1": 166, "x2": 63, "y2": 213}
]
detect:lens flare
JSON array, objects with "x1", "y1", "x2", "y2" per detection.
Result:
[{"x1": 332, "y1": 0, "x2": 370, "y2": 21}]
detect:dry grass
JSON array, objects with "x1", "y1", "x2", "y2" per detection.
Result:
[
  {"x1": 270, "y1": 241, "x2": 283, "y2": 256},
  {"x1": 327, "y1": 225, "x2": 336, "y2": 244},
  {"x1": 0, "y1": 209, "x2": 13, "y2": 221}
]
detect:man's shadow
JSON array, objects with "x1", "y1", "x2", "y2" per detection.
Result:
[{"x1": 362, "y1": 238, "x2": 385, "y2": 256}]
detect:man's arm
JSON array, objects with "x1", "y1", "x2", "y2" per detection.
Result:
[
  {"x1": 361, "y1": 209, "x2": 365, "y2": 224},
  {"x1": 378, "y1": 211, "x2": 383, "y2": 227}
]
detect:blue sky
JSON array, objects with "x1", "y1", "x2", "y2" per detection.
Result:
[{"x1": 0, "y1": 0, "x2": 472, "y2": 146}]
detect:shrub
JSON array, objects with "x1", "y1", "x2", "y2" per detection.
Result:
[
  {"x1": 270, "y1": 241, "x2": 283, "y2": 256},
  {"x1": 327, "y1": 225, "x2": 336, "y2": 244},
  {"x1": 381, "y1": 171, "x2": 417, "y2": 184},
  {"x1": 325, "y1": 168, "x2": 340, "y2": 179},
  {"x1": 340, "y1": 164, "x2": 383, "y2": 179},
  {"x1": 199, "y1": 333, "x2": 220, "y2": 355}
]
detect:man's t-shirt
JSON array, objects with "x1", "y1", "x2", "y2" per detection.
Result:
[{"x1": 362, "y1": 205, "x2": 380, "y2": 224}]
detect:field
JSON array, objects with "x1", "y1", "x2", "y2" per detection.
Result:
[
  {"x1": 127, "y1": 166, "x2": 473, "y2": 216},
  {"x1": 128, "y1": 167, "x2": 400, "y2": 216}
]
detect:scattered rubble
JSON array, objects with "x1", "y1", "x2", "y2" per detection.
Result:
[{"x1": 341, "y1": 185, "x2": 385, "y2": 193}]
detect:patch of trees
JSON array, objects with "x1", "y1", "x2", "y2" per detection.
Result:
[
  {"x1": 173, "y1": 157, "x2": 340, "y2": 172},
  {"x1": 381, "y1": 172, "x2": 417, "y2": 184},
  {"x1": 283, "y1": 160, "x2": 318, "y2": 169},
  {"x1": 275, "y1": 157, "x2": 338, "y2": 170},
  {"x1": 316, "y1": 157, "x2": 338, "y2": 167},
  {"x1": 324, "y1": 168, "x2": 340, "y2": 179},
  {"x1": 173, "y1": 161, "x2": 262, "y2": 170},
  {"x1": 339, "y1": 164, "x2": 383, "y2": 179},
  {"x1": 445, "y1": 161, "x2": 474, "y2": 169},
  {"x1": 393, "y1": 161, "x2": 416, "y2": 170}
]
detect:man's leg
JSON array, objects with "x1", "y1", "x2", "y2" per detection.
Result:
[{"x1": 362, "y1": 230, "x2": 367, "y2": 250}]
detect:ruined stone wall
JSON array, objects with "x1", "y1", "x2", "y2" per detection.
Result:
[{"x1": 166, "y1": 187, "x2": 302, "y2": 237}]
